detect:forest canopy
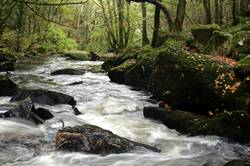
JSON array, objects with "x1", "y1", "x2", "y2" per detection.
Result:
[{"x1": 0, "y1": 0, "x2": 249, "y2": 53}]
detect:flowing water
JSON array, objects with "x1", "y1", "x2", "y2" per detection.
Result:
[{"x1": 0, "y1": 56, "x2": 249, "y2": 166}]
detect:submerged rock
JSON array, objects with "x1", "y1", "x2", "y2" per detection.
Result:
[
  {"x1": 66, "y1": 81, "x2": 83, "y2": 86},
  {"x1": 189, "y1": 111, "x2": 250, "y2": 143},
  {"x1": 143, "y1": 106, "x2": 206, "y2": 133},
  {"x1": 0, "y1": 97, "x2": 49, "y2": 124},
  {"x1": 55, "y1": 124, "x2": 160, "y2": 154},
  {"x1": 224, "y1": 160, "x2": 250, "y2": 166},
  {"x1": 0, "y1": 75, "x2": 18, "y2": 96},
  {"x1": 33, "y1": 107, "x2": 54, "y2": 120},
  {"x1": 0, "y1": 62, "x2": 14, "y2": 72},
  {"x1": 11, "y1": 89, "x2": 76, "y2": 106},
  {"x1": 51, "y1": 68, "x2": 85, "y2": 75}
]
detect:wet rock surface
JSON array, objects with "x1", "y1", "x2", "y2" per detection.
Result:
[
  {"x1": 11, "y1": 89, "x2": 76, "y2": 106},
  {"x1": 0, "y1": 97, "x2": 54, "y2": 124},
  {"x1": 0, "y1": 75, "x2": 18, "y2": 96},
  {"x1": 143, "y1": 106, "x2": 206, "y2": 133},
  {"x1": 51, "y1": 68, "x2": 85, "y2": 75},
  {"x1": 55, "y1": 124, "x2": 160, "y2": 154}
]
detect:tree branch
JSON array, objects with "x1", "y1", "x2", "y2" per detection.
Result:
[{"x1": 13, "y1": 0, "x2": 89, "y2": 6}]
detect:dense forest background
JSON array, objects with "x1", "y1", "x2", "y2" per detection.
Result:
[{"x1": 1, "y1": 0, "x2": 249, "y2": 54}]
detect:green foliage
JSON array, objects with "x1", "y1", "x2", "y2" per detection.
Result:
[{"x1": 42, "y1": 26, "x2": 78, "y2": 52}]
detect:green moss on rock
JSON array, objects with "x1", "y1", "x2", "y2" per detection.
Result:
[
  {"x1": 231, "y1": 31, "x2": 250, "y2": 59},
  {"x1": 234, "y1": 55, "x2": 250, "y2": 79},
  {"x1": 189, "y1": 111, "x2": 250, "y2": 143},
  {"x1": 108, "y1": 59, "x2": 137, "y2": 83},
  {"x1": 148, "y1": 40, "x2": 239, "y2": 112},
  {"x1": 63, "y1": 51, "x2": 89, "y2": 61},
  {"x1": 191, "y1": 24, "x2": 221, "y2": 45},
  {"x1": 224, "y1": 160, "x2": 250, "y2": 166}
]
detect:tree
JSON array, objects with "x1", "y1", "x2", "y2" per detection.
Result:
[
  {"x1": 203, "y1": 0, "x2": 211, "y2": 24},
  {"x1": 141, "y1": 2, "x2": 149, "y2": 46},
  {"x1": 151, "y1": 0, "x2": 161, "y2": 47}
]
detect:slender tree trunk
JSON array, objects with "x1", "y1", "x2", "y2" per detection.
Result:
[
  {"x1": 141, "y1": 2, "x2": 149, "y2": 46},
  {"x1": 174, "y1": 0, "x2": 187, "y2": 31},
  {"x1": 151, "y1": 0, "x2": 161, "y2": 47},
  {"x1": 117, "y1": 0, "x2": 125, "y2": 48},
  {"x1": 232, "y1": 0, "x2": 238, "y2": 25},
  {"x1": 215, "y1": 0, "x2": 219, "y2": 23},
  {"x1": 203, "y1": 0, "x2": 212, "y2": 24},
  {"x1": 219, "y1": 0, "x2": 223, "y2": 25}
]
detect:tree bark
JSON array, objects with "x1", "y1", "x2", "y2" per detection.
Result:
[
  {"x1": 232, "y1": 0, "x2": 238, "y2": 25},
  {"x1": 151, "y1": 0, "x2": 161, "y2": 47},
  {"x1": 174, "y1": 0, "x2": 187, "y2": 31},
  {"x1": 141, "y1": 2, "x2": 149, "y2": 46},
  {"x1": 203, "y1": 0, "x2": 212, "y2": 24},
  {"x1": 117, "y1": 0, "x2": 125, "y2": 48}
]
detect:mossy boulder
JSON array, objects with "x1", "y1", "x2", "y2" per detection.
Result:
[
  {"x1": 224, "y1": 160, "x2": 250, "y2": 166},
  {"x1": 102, "y1": 47, "x2": 140, "y2": 71},
  {"x1": 148, "y1": 40, "x2": 241, "y2": 112},
  {"x1": 234, "y1": 55, "x2": 250, "y2": 79},
  {"x1": 108, "y1": 59, "x2": 137, "y2": 83},
  {"x1": 231, "y1": 31, "x2": 250, "y2": 60},
  {"x1": 124, "y1": 46, "x2": 159, "y2": 88},
  {"x1": 191, "y1": 24, "x2": 221, "y2": 45},
  {"x1": 203, "y1": 31, "x2": 232, "y2": 55},
  {"x1": 189, "y1": 111, "x2": 250, "y2": 143},
  {"x1": 0, "y1": 75, "x2": 18, "y2": 96},
  {"x1": 143, "y1": 106, "x2": 206, "y2": 133},
  {"x1": 63, "y1": 51, "x2": 89, "y2": 61}
]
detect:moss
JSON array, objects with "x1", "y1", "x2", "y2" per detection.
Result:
[
  {"x1": 125, "y1": 46, "x2": 159, "y2": 88},
  {"x1": 189, "y1": 111, "x2": 250, "y2": 143},
  {"x1": 234, "y1": 55, "x2": 250, "y2": 79},
  {"x1": 102, "y1": 46, "x2": 140, "y2": 71},
  {"x1": 148, "y1": 40, "x2": 240, "y2": 112},
  {"x1": 63, "y1": 51, "x2": 89, "y2": 61},
  {"x1": 231, "y1": 31, "x2": 250, "y2": 59},
  {"x1": 191, "y1": 24, "x2": 221, "y2": 45},
  {"x1": 203, "y1": 31, "x2": 232, "y2": 54},
  {"x1": 108, "y1": 59, "x2": 137, "y2": 83}
]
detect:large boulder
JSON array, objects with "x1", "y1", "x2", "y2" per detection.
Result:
[
  {"x1": 11, "y1": 89, "x2": 76, "y2": 106},
  {"x1": 63, "y1": 51, "x2": 89, "y2": 61},
  {"x1": 189, "y1": 111, "x2": 250, "y2": 143},
  {"x1": 55, "y1": 124, "x2": 160, "y2": 154},
  {"x1": 191, "y1": 24, "x2": 221, "y2": 45},
  {"x1": 0, "y1": 97, "x2": 53, "y2": 124},
  {"x1": 234, "y1": 55, "x2": 250, "y2": 79},
  {"x1": 102, "y1": 47, "x2": 140, "y2": 71},
  {"x1": 0, "y1": 51, "x2": 16, "y2": 62},
  {"x1": 143, "y1": 106, "x2": 206, "y2": 133},
  {"x1": 148, "y1": 40, "x2": 245, "y2": 112},
  {"x1": 0, "y1": 75, "x2": 18, "y2": 96},
  {"x1": 51, "y1": 68, "x2": 85, "y2": 75},
  {"x1": 108, "y1": 59, "x2": 136, "y2": 83},
  {"x1": 125, "y1": 47, "x2": 159, "y2": 88}
]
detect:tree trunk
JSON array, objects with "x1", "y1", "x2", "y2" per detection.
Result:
[
  {"x1": 232, "y1": 0, "x2": 238, "y2": 25},
  {"x1": 141, "y1": 2, "x2": 149, "y2": 46},
  {"x1": 151, "y1": 0, "x2": 161, "y2": 47},
  {"x1": 174, "y1": 0, "x2": 187, "y2": 31},
  {"x1": 215, "y1": 0, "x2": 219, "y2": 24},
  {"x1": 203, "y1": 0, "x2": 212, "y2": 24},
  {"x1": 117, "y1": 0, "x2": 125, "y2": 48},
  {"x1": 219, "y1": 0, "x2": 223, "y2": 25}
]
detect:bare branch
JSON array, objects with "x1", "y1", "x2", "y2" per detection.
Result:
[{"x1": 13, "y1": 0, "x2": 89, "y2": 6}]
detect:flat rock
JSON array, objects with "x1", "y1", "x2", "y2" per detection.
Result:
[
  {"x1": 51, "y1": 68, "x2": 85, "y2": 75},
  {"x1": 55, "y1": 124, "x2": 160, "y2": 154}
]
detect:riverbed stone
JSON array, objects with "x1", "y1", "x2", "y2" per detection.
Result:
[
  {"x1": 0, "y1": 62, "x2": 14, "y2": 72},
  {"x1": 0, "y1": 75, "x2": 18, "y2": 96},
  {"x1": 51, "y1": 68, "x2": 86, "y2": 75},
  {"x1": 189, "y1": 111, "x2": 250, "y2": 143},
  {"x1": 55, "y1": 124, "x2": 160, "y2": 154},
  {"x1": 0, "y1": 97, "x2": 44, "y2": 124},
  {"x1": 143, "y1": 106, "x2": 206, "y2": 133},
  {"x1": 11, "y1": 89, "x2": 76, "y2": 106}
]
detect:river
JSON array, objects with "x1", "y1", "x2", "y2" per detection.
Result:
[{"x1": 0, "y1": 56, "x2": 249, "y2": 166}]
